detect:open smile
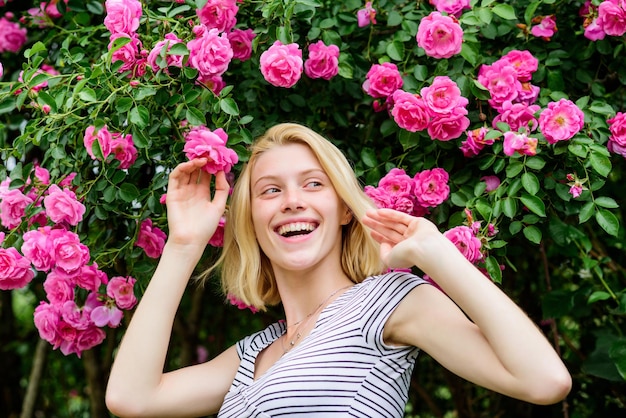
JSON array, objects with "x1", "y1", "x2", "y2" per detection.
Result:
[{"x1": 276, "y1": 222, "x2": 319, "y2": 238}]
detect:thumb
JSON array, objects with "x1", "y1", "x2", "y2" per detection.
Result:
[{"x1": 212, "y1": 171, "x2": 230, "y2": 208}]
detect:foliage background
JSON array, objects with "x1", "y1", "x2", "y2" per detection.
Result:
[{"x1": 0, "y1": 0, "x2": 625, "y2": 417}]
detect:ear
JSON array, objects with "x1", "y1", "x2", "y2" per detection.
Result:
[{"x1": 341, "y1": 206, "x2": 353, "y2": 225}]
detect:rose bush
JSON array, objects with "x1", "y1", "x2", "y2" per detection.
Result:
[{"x1": 0, "y1": 0, "x2": 625, "y2": 417}]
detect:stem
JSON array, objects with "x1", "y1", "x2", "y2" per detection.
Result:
[{"x1": 20, "y1": 339, "x2": 48, "y2": 418}]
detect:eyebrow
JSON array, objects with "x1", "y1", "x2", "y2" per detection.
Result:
[{"x1": 252, "y1": 168, "x2": 328, "y2": 188}]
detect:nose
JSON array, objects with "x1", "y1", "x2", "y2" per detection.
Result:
[{"x1": 281, "y1": 187, "x2": 305, "y2": 212}]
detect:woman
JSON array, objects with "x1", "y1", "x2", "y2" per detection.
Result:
[{"x1": 106, "y1": 123, "x2": 571, "y2": 417}]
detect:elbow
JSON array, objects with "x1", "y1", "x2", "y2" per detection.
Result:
[
  {"x1": 106, "y1": 387, "x2": 147, "y2": 418},
  {"x1": 524, "y1": 369, "x2": 572, "y2": 405}
]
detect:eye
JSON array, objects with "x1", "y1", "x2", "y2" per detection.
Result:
[
  {"x1": 305, "y1": 180, "x2": 323, "y2": 189},
  {"x1": 261, "y1": 187, "x2": 281, "y2": 195}
]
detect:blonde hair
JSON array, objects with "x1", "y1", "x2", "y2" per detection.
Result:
[{"x1": 203, "y1": 123, "x2": 384, "y2": 311}]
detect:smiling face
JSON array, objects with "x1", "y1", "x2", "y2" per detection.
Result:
[{"x1": 250, "y1": 143, "x2": 351, "y2": 279}]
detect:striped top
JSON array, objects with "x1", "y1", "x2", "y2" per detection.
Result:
[{"x1": 217, "y1": 272, "x2": 427, "y2": 418}]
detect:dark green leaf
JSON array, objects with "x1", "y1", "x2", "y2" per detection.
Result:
[
  {"x1": 220, "y1": 98, "x2": 240, "y2": 115},
  {"x1": 130, "y1": 105, "x2": 150, "y2": 128},
  {"x1": 523, "y1": 225, "x2": 542, "y2": 244},
  {"x1": 595, "y1": 209, "x2": 619, "y2": 236},
  {"x1": 485, "y1": 256, "x2": 502, "y2": 284},
  {"x1": 520, "y1": 194, "x2": 546, "y2": 217},
  {"x1": 118, "y1": 183, "x2": 140, "y2": 202}
]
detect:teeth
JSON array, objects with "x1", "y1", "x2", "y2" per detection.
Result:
[{"x1": 278, "y1": 222, "x2": 316, "y2": 236}]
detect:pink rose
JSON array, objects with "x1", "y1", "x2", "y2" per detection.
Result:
[
  {"x1": 61, "y1": 300, "x2": 91, "y2": 331},
  {"x1": 43, "y1": 184, "x2": 86, "y2": 226},
  {"x1": 107, "y1": 276, "x2": 138, "y2": 310},
  {"x1": 607, "y1": 112, "x2": 626, "y2": 145},
  {"x1": 481, "y1": 176, "x2": 501, "y2": 192},
  {"x1": 607, "y1": 139, "x2": 626, "y2": 158},
  {"x1": 34, "y1": 302, "x2": 62, "y2": 345},
  {"x1": 531, "y1": 15, "x2": 558, "y2": 39},
  {"x1": 84, "y1": 125, "x2": 113, "y2": 160},
  {"x1": 147, "y1": 32, "x2": 185, "y2": 73},
  {"x1": 304, "y1": 40, "x2": 340, "y2": 80},
  {"x1": 499, "y1": 50, "x2": 539, "y2": 82},
  {"x1": 503, "y1": 132, "x2": 538, "y2": 156},
  {"x1": 135, "y1": 218, "x2": 167, "y2": 258},
  {"x1": 50, "y1": 229, "x2": 90, "y2": 274},
  {"x1": 583, "y1": 17, "x2": 606, "y2": 41},
  {"x1": 260, "y1": 41, "x2": 303, "y2": 88},
  {"x1": 420, "y1": 76, "x2": 468, "y2": 116},
  {"x1": 70, "y1": 325, "x2": 107, "y2": 357},
  {"x1": 227, "y1": 28, "x2": 255, "y2": 61},
  {"x1": 109, "y1": 33, "x2": 143, "y2": 75},
  {"x1": 74, "y1": 263, "x2": 108, "y2": 292},
  {"x1": 209, "y1": 216, "x2": 226, "y2": 247},
  {"x1": 391, "y1": 90, "x2": 430, "y2": 132},
  {"x1": 21, "y1": 227, "x2": 55, "y2": 272},
  {"x1": 198, "y1": 73, "x2": 226, "y2": 94},
  {"x1": 598, "y1": 0, "x2": 626, "y2": 36},
  {"x1": 460, "y1": 127, "x2": 494, "y2": 157},
  {"x1": 0, "y1": 16, "x2": 27, "y2": 53},
  {"x1": 187, "y1": 25, "x2": 233, "y2": 78},
  {"x1": 413, "y1": 168, "x2": 450, "y2": 208},
  {"x1": 196, "y1": 0, "x2": 239, "y2": 33},
  {"x1": 91, "y1": 303, "x2": 123, "y2": 327},
  {"x1": 516, "y1": 82, "x2": 540, "y2": 106},
  {"x1": 0, "y1": 247, "x2": 34, "y2": 290},
  {"x1": 569, "y1": 184, "x2": 583, "y2": 198},
  {"x1": 357, "y1": 1, "x2": 377, "y2": 27},
  {"x1": 539, "y1": 99, "x2": 585, "y2": 144},
  {"x1": 478, "y1": 61, "x2": 521, "y2": 111},
  {"x1": 444, "y1": 225, "x2": 483, "y2": 263},
  {"x1": 110, "y1": 133, "x2": 138, "y2": 169},
  {"x1": 492, "y1": 101, "x2": 541, "y2": 133},
  {"x1": 183, "y1": 126, "x2": 239, "y2": 174},
  {"x1": 0, "y1": 188, "x2": 33, "y2": 229},
  {"x1": 362, "y1": 62, "x2": 403, "y2": 98},
  {"x1": 44, "y1": 269, "x2": 75, "y2": 304},
  {"x1": 427, "y1": 107, "x2": 470, "y2": 141},
  {"x1": 429, "y1": 0, "x2": 471, "y2": 17},
  {"x1": 416, "y1": 11, "x2": 463, "y2": 59},
  {"x1": 34, "y1": 165, "x2": 50, "y2": 185},
  {"x1": 104, "y1": 0, "x2": 142, "y2": 35}
]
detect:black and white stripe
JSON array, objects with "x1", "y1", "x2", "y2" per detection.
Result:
[{"x1": 218, "y1": 272, "x2": 427, "y2": 418}]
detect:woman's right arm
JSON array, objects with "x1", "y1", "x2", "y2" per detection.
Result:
[{"x1": 106, "y1": 159, "x2": 239, "y2": 417}]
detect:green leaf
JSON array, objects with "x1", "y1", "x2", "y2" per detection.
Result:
[
  {"x1": 78, "y1": 88, "x2": 98, "y2": 103},
  {"x1": 386, "y1": 41, "x2": 405, "y2": 61},
  {"x1": 523, "y1": 225, "x2": 542, "y2": 244},
  {"x1": 525, "y1": 156, "x2": 545, "y2": 170},
  {"x1": 361, "y1": 147, "x2": 377, "y2": 168},
  {"x1": 505, "y1": 161, "x2": 524, "y2": 178},
  {"x1": 590, "y1": 151, "x2": 612, "y2": 177},
  {"x1": 118, "y1": 183, "x2": 140, "y2": 203},
  {"x1": 502, "y1": 197, "x2": 517, "y2": 218},
  {"x1": 609, "y1": 339, "x2": 626, "y2": 380},
  {"x1": 521, "y1": 172, "x2": 540, "y2": 195},
  {"x1": 0, "y1": 97, "x2": 16, "y2": 114},
  {"x1": 485, "y1": 256, "x2": 502, "y2": 284},
  {"x1": 595, "y1": 209, "x2": 619, "y2": 236},
  {"x1": 129, "y1": 105, "x2": 150, "y2": 128},
  {"x1": 588, "y1": 291, "x2": 612, "y2": 304},
  {"x1": 220, "y1": 98, "x2": 240, "y2": 116},
  {"x1": 579, "y1": 201, "x2": 595, "y2": 224},
  {"x1": 116, "y1": 97, "x2": 134, "y2": 113},
  {"x1": 520, "y1": 194, "x2": 546, "y2": 217},
  {"x1": 492, "y1": 3, "x2": 517, "y2": 20},
  {"x1": 460, "y1": 42, "x2": 479, "y2": 67},
  {"x1": 524, "y1": 1, "x2": 541, "y2": 26},
  {"x1": 387, "y1": 10, "x2": 403, "y2": 26},
  {"x1": 595, "y1": 196, "x2": 619, "y2": 208},
  {"x1": 185, "y1": 107, "x2": 206, "y2": 126}
]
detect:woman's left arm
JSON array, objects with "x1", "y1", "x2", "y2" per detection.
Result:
[{"x1": 361, "y1": 208, "x2": 572, "y2": 405}]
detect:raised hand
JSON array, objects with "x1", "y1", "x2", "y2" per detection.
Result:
[
  {"x1": 361, "y1": 208, "x2": 445, "y2": 270},
  {"x1": 165, "y1": 158, "x2": 230, "y2": 247}
]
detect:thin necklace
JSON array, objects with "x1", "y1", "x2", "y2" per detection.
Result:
[{"x1": 281, "y1": 284, "x2": 352, "y2": 355}]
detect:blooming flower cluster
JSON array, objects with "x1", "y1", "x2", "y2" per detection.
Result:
[
  {"x1": 530, "y1": 15, "x2": 558, "y2": 40},
  {"x1": 391, "y1": 76, "x2": 470, "y2": 141},
  {"x1": 429, "y1": 0, "x2": 471, "y2": 17},
  {"x1": 365, "y1": 167, "x2": 450, "y2": 217},
  {"x1": 104, "y1": 0, "x2": 147, "y2": 78},
  {"x1": 21, "y1": 0, "x2": 68, "y2": 27},
  {"x1": 83, "y1": 125, "x2": 138, "y2": 169},
  {"x1": 135, "y1": 219, "x2": 167, "y2": 259},
  {"x1": 580, "y1": 0, "x2": 626, "y2": 41},
  {"x1": 183, "y1": 125, "x2": 239, "y2": 174},
  {"x1": 0, "y1": 169, "x2": 138, "y2": 357}
]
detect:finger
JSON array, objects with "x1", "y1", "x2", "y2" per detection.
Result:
[
  {"x1": 211, "y1": 171, "x2": 230, "y2": 209},
  {"x1": 363, "y1": 212, "x2": 408, "y2": 240}
]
